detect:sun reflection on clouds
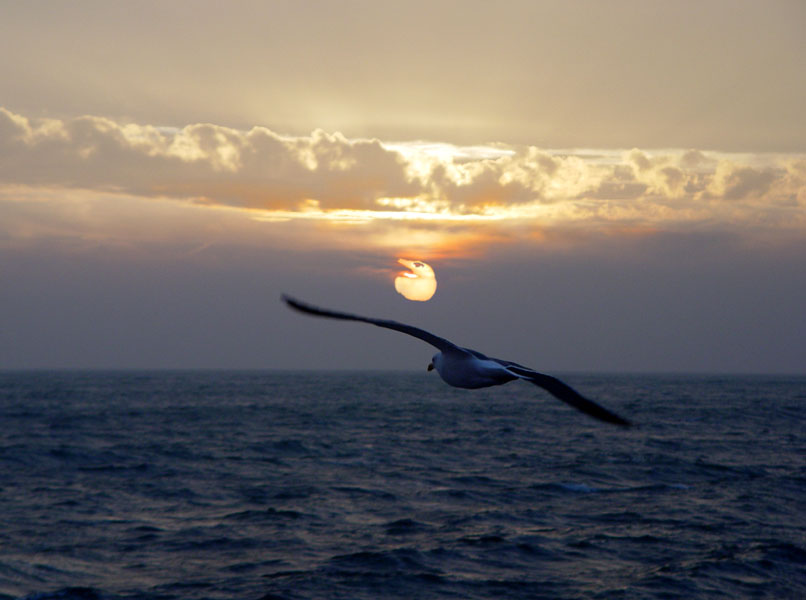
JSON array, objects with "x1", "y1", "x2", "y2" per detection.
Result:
[
  {"x1": 250, "y1": 205, "x2": 510, "y2": 225},
  {"x1": 1, "y1": 107, "x2": 804, "y2": 264}
]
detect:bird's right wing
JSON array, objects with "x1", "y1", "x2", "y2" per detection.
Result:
[
  {"x1": 282, "y1": 295, "x2": 460, "y2": 353},
  {"x1": 500, "y1": 361, "x2": 632, "y2": 427}
]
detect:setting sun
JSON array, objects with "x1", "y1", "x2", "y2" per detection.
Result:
[{"x1": 394, "y1": 258, "x2": 437, "y2": 301}]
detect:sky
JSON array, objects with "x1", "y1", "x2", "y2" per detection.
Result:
[{"x1": 1, "y1": 0, "x2": 805, "y2": 373}]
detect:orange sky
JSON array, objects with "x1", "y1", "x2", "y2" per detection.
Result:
[
  {"x1": 1, "y1": 107, "x2": 803, "y2": 259},
  {"x1": 1, "y1": 1, "x2": 805, "y2": 372}
]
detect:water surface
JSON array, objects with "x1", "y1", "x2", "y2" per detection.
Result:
[{"x1": 0, "y1": 371, "x2": 804, "y2": 599}]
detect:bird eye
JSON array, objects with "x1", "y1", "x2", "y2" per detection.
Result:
[{"x1": 413, "y1": 261, "x2": 424, "y2": 267}]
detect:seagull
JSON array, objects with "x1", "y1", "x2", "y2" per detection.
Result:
[{"x1": 282, "y1": 295, "x2": 631, "y2": 427}]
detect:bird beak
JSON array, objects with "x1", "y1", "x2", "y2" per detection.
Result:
[{"x1": 427, "y1": 362, "x2": 434, "y2": 371}]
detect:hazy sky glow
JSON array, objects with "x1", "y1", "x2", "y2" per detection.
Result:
[{"x1": 1, "y1": 1, "x2": 804, "y2": 373}]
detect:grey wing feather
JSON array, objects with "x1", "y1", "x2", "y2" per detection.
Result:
[
  {"x1": 282, "y1": 295, "x2": 459, "y2": 353},
  {"x1": 497, "y1": 360, "x2": 632, "y2": 427}
]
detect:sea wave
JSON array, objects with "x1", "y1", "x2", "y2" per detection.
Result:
[{"x1": 1, "y1": 371, "x2": 804, "y2": 599}]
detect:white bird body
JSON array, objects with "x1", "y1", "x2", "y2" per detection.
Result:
[
  {"x1": 282, "y1": 295, "x2": 631, "y2": 427},
  {"x1": 431, "y1": 351, "x2": 515, "y2": 389}
]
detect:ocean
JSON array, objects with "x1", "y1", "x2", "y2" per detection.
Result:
[{"x1": 0, "y1": 371, "x2": 803, "y2": 599}]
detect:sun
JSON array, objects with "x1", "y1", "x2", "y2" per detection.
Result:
[{"x1": 394, "y1": 258, "x2": 437, "y2": 301}]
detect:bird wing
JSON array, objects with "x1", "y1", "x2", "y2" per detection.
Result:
[
  {"x1": 282, "y1": 295, "x2": 460, "y2": 353},
  {"x1": 497, "y1": 360, "x2": 632, "y2": 427}
]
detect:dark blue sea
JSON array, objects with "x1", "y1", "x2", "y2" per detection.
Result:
[{"x1": 0, "y1": 371, "x2": 804, "y2": 600}]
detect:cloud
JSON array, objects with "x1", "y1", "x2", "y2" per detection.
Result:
[
  {"x1": 1, "y1": 107, "x2": 804, "y2": 240},
  {"x1": 0, "y1": 108, "x2": 417, "y2": 210},
  {"x1": 708, "y1": 162, "x2": 777, "y2": 201}
]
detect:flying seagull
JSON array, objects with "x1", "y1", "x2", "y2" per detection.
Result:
[{"x1": 282, "y1": 295, "x2": 631, "y2": 427}]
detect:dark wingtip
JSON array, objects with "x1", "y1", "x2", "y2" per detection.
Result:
[
  {"x1": 597, "y1": 407, "x2": 632, "y2": 428},
  {"x1": 281, "y1": 294, "x2": 304, "y2": 310},
  {"x1": 281, "y1": 294, "x2": 327, "y2": 318}
]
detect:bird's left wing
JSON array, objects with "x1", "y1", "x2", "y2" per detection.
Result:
[
  {"x1": 282, "y1": 295, "x2": 460, "y2": 353},
  {"x1": 497, "y1": 360, "x2": 632, "y2": 427}
]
